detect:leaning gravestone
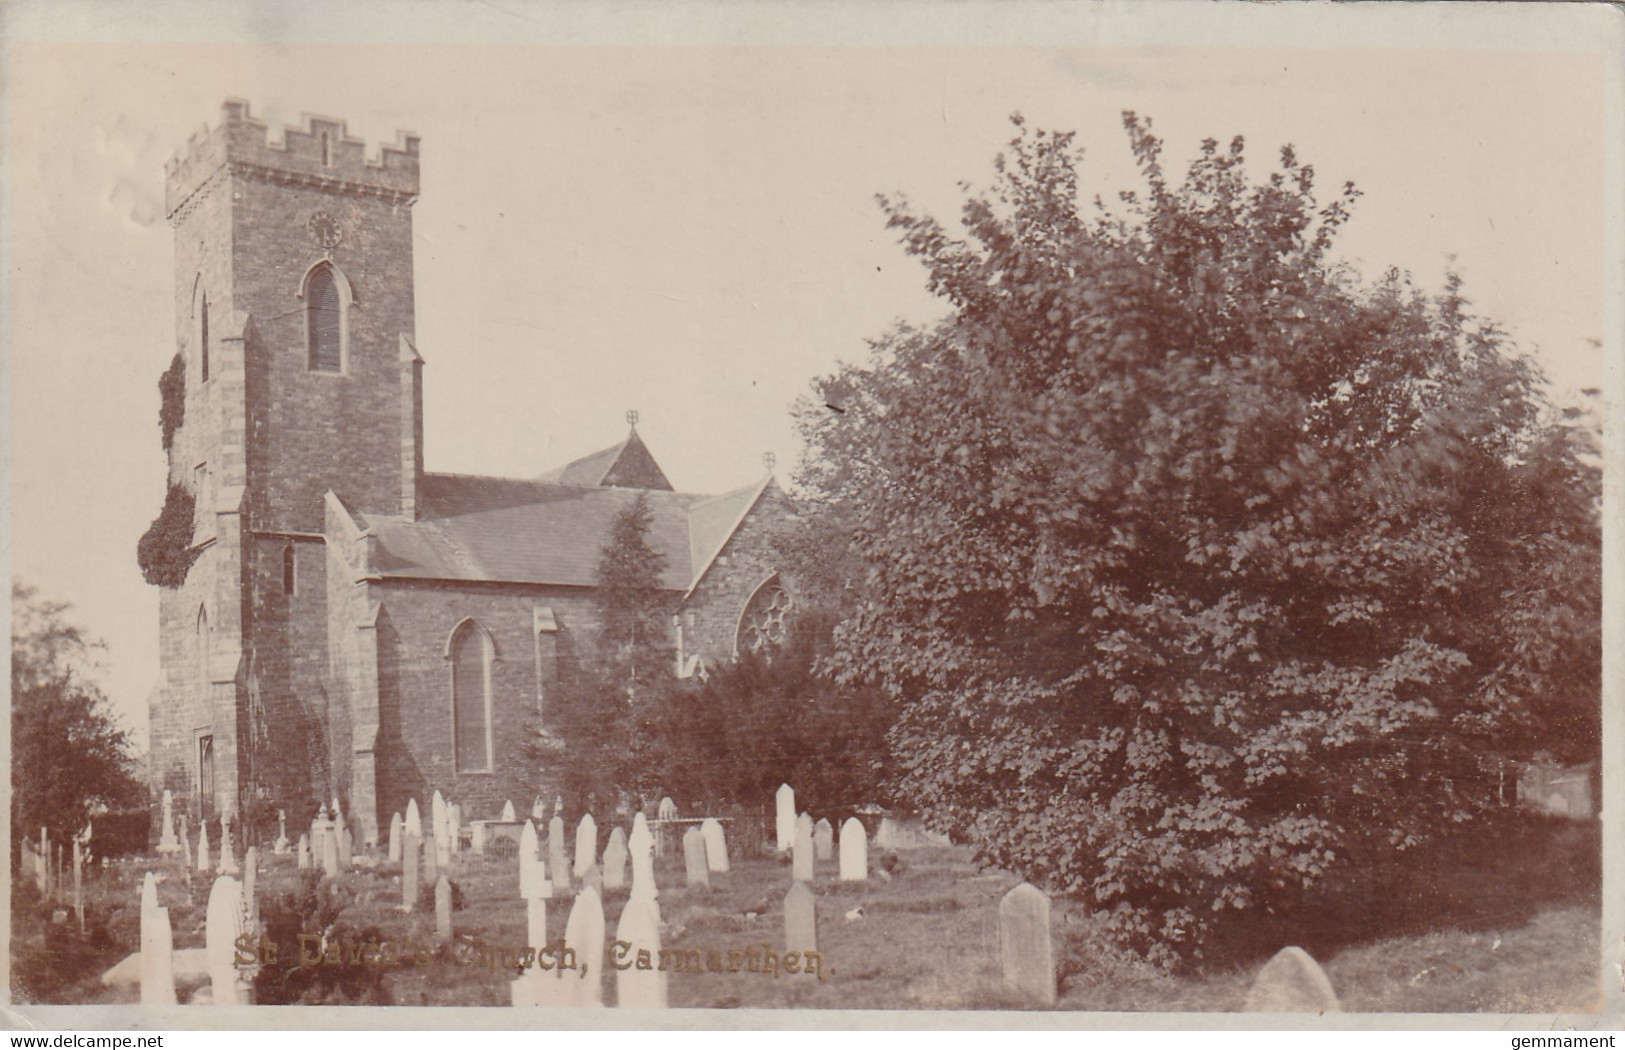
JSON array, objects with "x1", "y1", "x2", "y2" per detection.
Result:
[
  {"x1": 140, "y1": 873, "x2": 176, "y2": 1005},
  {"x1": 784, "y1": 880, "x2": 817, "y2": 953},
  {"x1": 401, "y1": 832, "x2": 420, "y2": 912},
  {"x1": 775, "y1": 784, "x2": 795, "y2": 852},
  {"x1": 603, "y1": 827, "x2": 629, "y2": 891},
  {"x1": 615, "y1": 895, "x2": 666, "y2": 1009},
  {"x1": 563, "y1": 885, "x2": 607, "y2": 1007},
  {"x1": 574, "y1": 813, "x2": 598, "y2": 878},
  {"x1": 999, "y1": 882, "x2": 1055, "y2": 1005},
  {"x1": 549, "y1": 815, "x2": 570, "y2": 895},
  {"x1": 682, "y1": 827, "x2": 710, "y2": 889},
  {"x1": 838, "y1": 817, "x2": 867, "y2": 882},
  {"x1": 792, "y1": 815, "x2": 815, "y2": 881},
  {"x1": 813, "y1": 818, "x2": 834, "y2": 862},
  {"x1": 388, "y1": 813, "x2": 403, "y2": 862},
  {"x1": 700, "y1": 817, "x2": 729, "y2": 873},
  {"x1": 1243, "y1": 947, "x2": 1342, "y2": 1013},
  {"x1": 205, "y1": 875, "x2": 245, "y2": 1006}
]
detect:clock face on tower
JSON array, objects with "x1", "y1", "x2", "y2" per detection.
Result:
[{"x1": 307, "y1": 211, "x2": 342, "y2": 250}]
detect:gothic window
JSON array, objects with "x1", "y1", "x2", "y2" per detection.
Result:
[
  {"x1": 199, "y1": 292, "x2": 210, "y2": 382},
  {"x1": 282, "y1": 544, "x2": 296, "y2": 596},
  {"x1": 449, "y1": 619, "x2": 494, "y2": 773},
  {"x1": 736, "y1": 576, "x2": 793, "y2": 654},
  {"x1": 197, "y1": 733, "x2": 214, "y2": 814},
  {"x1": 534, "y1": 607, "x2": 558, "y2": 728},
  {"x1": 305, "y1": 264, "x2": 345, "y2": 373}
]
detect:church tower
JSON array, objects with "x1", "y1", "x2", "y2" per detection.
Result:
[{"x1": 151, "y1": 99, "x2": 424, "y2": 832}]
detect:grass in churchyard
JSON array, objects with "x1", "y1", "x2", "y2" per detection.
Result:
[{"x1": 9, "y1": 812, "x2": 1600, "y2": 1012}]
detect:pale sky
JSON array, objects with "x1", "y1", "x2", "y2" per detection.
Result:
[{"x1": 4, "y1": 1, "x2": 1618, "y2": 750}]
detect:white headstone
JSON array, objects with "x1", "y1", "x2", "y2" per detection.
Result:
[
  {"x1": 813, "y1": 817, "x2": 834, "y2": 861},
  {"x1": 434, "y1": 876, "x2": 453, "y2": 942},
  {"x1": 157, "y1": 791, "x2": 180, "y2": 853},
  {"x1": 501, "y1": 799, "x2": 516, "y2": 822},
  {"x1": 775, "y1": 784, "x2": 796, "y2": 852},
  {"x1": 793, "y1": 813, "x2": 815, "y2": 881},
  {"x1": 402, "y1": 832, "x2": 419, "y2": 911},
  {"x1": 217, "y1": 813, "x2": 238, "y2": 876},
  {"x1": 562, "y1": 885, "x2": 606, "y2": 1007},
  {"x1": 274, "y1": 809, "x2": 290, "y2": 854},
  {"x1": 431, "y1": 790, "x2": 446, "y2": 850},
  {"x1": 140, "y1": 873, "x2": 176, "y2": 1005},
  {"x1": 614, "y1": 895, "x2": 667, "y2": 1009},
  {"x1": 204, "y1": 876, "x2": 245, "y2": 1005},
  {"x1": 574, "y1": 813, "x2": 598, "y2": 878},
  {"x1": 628, "y1": 819, "x2": 657, "y2": 902},
  {"x1": 533, "y1": 797, "x2": 548, "y2": 822},
  {"x1": 548, "y1": 815, "x2": 570, "y2": 894},
  {"x1": 839, "y1": 817, "x2": 867, "y2": 882},
  {"x1": 321, "y1": 823, "x2": 340, "y2": 878},
  {"x1": 448, "y1": 803, "x2": 462, "y2": 855},
  {"x1": 784, "y1": 880, "x2": 817, "y2": 953},
  {"x1": 682, "y1": 827, "x2": 710, "y2": 889},
  {"x1": 998, "y1": 882, "x2": 1055, "y2": 1004},
  {"x1": 1243, "y1": 947, "x2": 1342, "y2": 1013},
  {"x1": 603, "y1": 827, "x2": 629, "y2": 891},
  {"x1": 297, "y1": 834, "x2": 310, "y2": 871},
  {"x1": 178, "y1": 817, "x2": 191, "y2": 875},
  {"x1": 700, "y1": 817, "x2": 729, "y2": 873},
  {"x1": 388, "y1": 813, "x2": 403, "y2": 862},
  {"x1": 404, "y1": 798, "x2": 423, "y2": 839},
  {"x1": 197, "y1": 823, "x2": 211, "y2": 873},
  {"x1": 519, "y1": 821, "x2": 551, "y2": 900}
]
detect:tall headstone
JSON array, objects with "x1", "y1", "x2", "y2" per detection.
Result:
[
  {"x1": 217, "y1": 812, "x2": 238, "y2": 875},
  {"x1": 784, "y1": 880, "x2": 817, "y2": 952},
  {"x1": 562, "y1": 885, "x2": 607, "y2": 1007},
  {"x1": 548, "y1": 815, "x2": 570, "y2": 894},
  {"x1": 431, "y1": 790, "x2": 446, "y2": 855},
  {"x1": 603, "y1": 827, "x2": 629, "y2": 891},
  {"x1": 139, "y1": 873, "x2": 176, "y2": 1005},
  {"x1": 178, "y1": 817, "x2": 191, "y2": 875},
  {"x1": 274, "y1": 809, "x2": 290, "y2": 854},
  {"x1": 775, "y1": 784, "x2": 796, "y2": 852},
  {"x1": 813, "y1": 818, "x2": 834, "y2": 861},
  {"x1": 388, "y1": 813, "x2": 403, "y2": 863},
  {"x1": 574, "y1": 813, "x2": 598, "y2": 878},
  {"x1": 519, "y1": 821, "x2": 551, "y2": 900},
  {"x1": 501, "y1": 799, "x2": 517, "y2": 822},
  {"x1": 423, "y1": 829, "x2": 440, "y2": 882},
  {"x1": 628, "y1": 818, "x2": 657, "y2": 902},
  {"x1": 998, "y1": 882, "x2": 1055, "y2": 1005},
  {"x1": 197, "y1": 822, "x2": 211, "y2": 873},
  {"x1": 321, "y1": 823, "x2": 340, "y2": 879},
  {"x1": 434, "y1": 876, "x2": 453, "y2": 943},
  {"x1": 156, "y1": 791, "x2": 180, "y2": 854},
  {"x1": 682, "y1": 827, "x2": 710, "y2": 889},
  {"x1": 401, "y1": 832, "x2": 420, "y2": 911},
  {"x1": 1243, "y1": 947, "x2": 1342, "y2": 1013},
  {"x1": 700, "y1": 817, "x2": 729, "y2": 873},
  {"x1": 838, "y1": 817, "x2": 867, "y2": 882},
  {"x1": 296, "y1": 834, "x2": 310, "y2": 871},
  {"x1": 793, "y1": 814, "x2": 815, "y2": 881},
  {"x1": 404, "y1": 798, "x2": 423, "y2": 840},
  {"x1": 204, "y1": 875, "x2": 245, "y2": 1006},
  {"x1": 448, "y1": 803, "x2": 462, "y2": 856},
  {"x1": 614, "y1": 895, "x2": 667, "y2": 1009}
]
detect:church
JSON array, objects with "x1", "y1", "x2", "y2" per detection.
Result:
[{"x1": 148, "y1": 99, "x2": 796, "y2": 847}]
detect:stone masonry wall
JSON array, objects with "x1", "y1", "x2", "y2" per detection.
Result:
[{"x1": 678, "y1": 484, "x2": 800, "y2": 665}]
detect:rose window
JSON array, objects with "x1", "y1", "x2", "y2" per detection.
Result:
[{"x1": 738, "y1": 582, "x2": 793, "y2": 653}]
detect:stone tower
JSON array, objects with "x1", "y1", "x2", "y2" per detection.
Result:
[{"x1": 150, "y1": 99, "x2": 423, "y2": 831}]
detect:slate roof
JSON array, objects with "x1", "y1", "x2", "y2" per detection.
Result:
[{"x1": 355, "y1": 457, "x2": 769, "y2": 592}]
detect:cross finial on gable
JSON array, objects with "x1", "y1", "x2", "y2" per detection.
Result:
[
  {"x1": 763, "y1": 451, "x2": 777, "y2": 472},
  {"x1": 626, "y1": 410, "x2": 639, "y2": 429}
]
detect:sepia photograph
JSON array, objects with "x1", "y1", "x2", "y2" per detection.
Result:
[{"x1": 3, "y1": 0, "x2": 1619, "y2": 1030}]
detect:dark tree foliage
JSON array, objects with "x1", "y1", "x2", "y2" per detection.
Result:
[
  {"x1": 797, "y1": 114, "x2": 1601, "y2": 965},
  {"x1": 11, "y1": 583, "x2": 145, "y2": 847},
  {"x1": 158, "y1": 351, "x2": 185, "y2": 451},
  {"x1": 136, "y1": 482, "x2": 200, "y2": 588}
]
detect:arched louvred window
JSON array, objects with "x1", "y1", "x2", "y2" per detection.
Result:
[
  {"x1": 736, "y1": 576, "x2": 793, "y2": 655},
  {"x1": 199, "y1": 293, "x2": 210, "y2": 382},
  {"x1": 306, "y1": 265, "x2": 344, "y2": 372},
  {"x1": 450, "y1": 619, "x2": 494, "y2": 772}
]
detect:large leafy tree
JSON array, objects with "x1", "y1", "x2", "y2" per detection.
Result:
[
  {"x1": 11, "y1": 582, "x2": 146, "y2": 848},
  {"x1": 798, "y1": 114, "x2": 1600, "y2": 964}
]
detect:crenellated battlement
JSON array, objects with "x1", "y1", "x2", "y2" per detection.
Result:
[{"x1": 165, "y1": 98, "x2": 420, "y2": 224}]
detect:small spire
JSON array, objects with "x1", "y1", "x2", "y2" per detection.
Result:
[
  {"x1": 626, "y1": 409, "x2": 639, "y2": 430},
  {"x1": 763, "y1": 451, "x2": 777, "y2": 473}
]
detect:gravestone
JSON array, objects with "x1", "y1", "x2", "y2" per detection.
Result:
[
  {"x1": 998, "y1": 882, "x2": 1055, "y2": 1005},
  {"x1": 179, "y1": 817, "x2": 191, "y2": 874},
  {"x1": 628, "y1": 819, "x2": 657, "y2": 902},
  {"x1": 243, "y1": 847, "x2": 260, "y2": 927},
  {"x1": 615, "y1": 895, "x2": 666, "y2": 1009},
  {"x1": 532, "y1": 797, "x2": 548, "y2": 822},
  {"x1": 338, "y1": 828, "x2": 353, "y2": 869},
  {"x1": 784, "y1": 880, "x2": 817, "y2": 953},
  {"x1": 139, "y1": 873, "x2": 176, "y2": 1005},
  {"x1": 813, "y1": 818, "x2": 834, "y2": 862},
  {"x1": 562, "y1": 885, "x2": 607, "y2": 1007},
  {"x1": 197, "y1": 823, "x2": 211, "y2": 873},
  {"x1": 388, "y1": 813, "x2": 403, "y2": 863},
  {"x1": 838, "y1": 817, "x2": 867, "y2": 882},
  {"x1": 584, "y1": 862, "x2": 604, "y2": 897},
  {"x1": 321, "y1": 824, "x2": 340, "y2": 879},
  {"x1": 1243, "y1": 947, "x2": 1342, "y2": 1013},
  {"x1": 574, "y1": 813, "x2": 598, "y2": 878},
  {"x1": 434, "y1": 876, "x2": 452, "y2": 943},
  {"x1": 501, "y1": 799, "x2": 516, "y2": 822},
  {"x1": 658, "y1": 797, "x2": 678, "y2": 821},
  {"x1": 775, "y1": 784, "x2": 796, "y2": 853},
  {"x1": 519, "y1": 821, "x2": 550, "y2": 900},
  {"x1": 423, "y1": 830, "x2": 439, "y2": 882},
  {"x1": 448, "y1": 803, "x2": 462, "y2": 857},
  {"x1": 156, "y1": 791, "x2": 180, "y2": 854},
  {"x1": 217, "y1": 813, "x2": 238, "y2": 875},
  {"x1": 204, "y1": 875, "x2": 245, "y2": 1006},
  {"x1": 793, "y1": 813, "x2": 815, "y2": 881},
  {"x1": 297, "y1": 834, "x2": 310, "y2": 871},
  {"x1": 700, "y1": 817, "x2": 729, "y2": 873},
  {"x1": 431, "y1": 790, "x2": 446, "y2": 854},
  {"x1": 603, "y1": 827, "x2": 629, "y2": 891},
  {"x1": 682, "y1": 827, "x2": 710, "y2": 889},
  {"x1": 405, "y1": 798, "x2": 423, "y2": 840},
  {"x1": 549, "y1": 815, "x2": 570, "y2": 894},
  {"x1": 401, "y1": 832, "x2": 420, "y2": 911},
  {"x1": 274, "y1": 809, "x2": 289, "y2": 854}
]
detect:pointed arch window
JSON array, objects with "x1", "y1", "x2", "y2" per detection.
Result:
[
  {"x1": 449, "y1": 619, "x2": 494, "y2": 773},
  {"x1": 736, "y1": 575, "x2": 793, "y2": 655},
  {"x1": 304, "y1": 263, "x2": 347, "y2": 373},
  {"x1": 199, "y1": 293, "x2": 210, "y2": 382}
]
